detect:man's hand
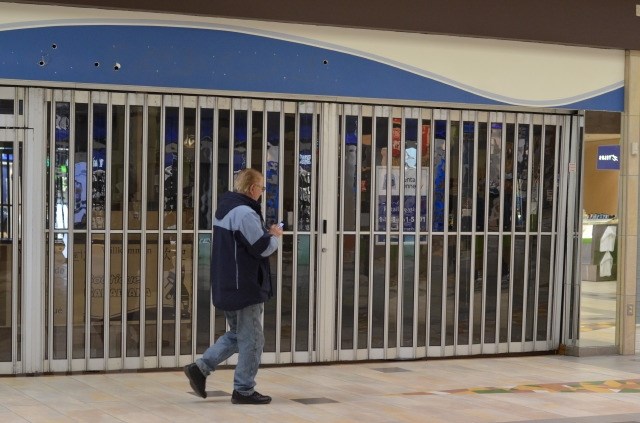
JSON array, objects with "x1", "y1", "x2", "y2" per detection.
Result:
[{"x1": 268, "y1": 224, "x2": 284, "y2": 238}]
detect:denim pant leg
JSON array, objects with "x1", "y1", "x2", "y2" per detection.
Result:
[
  {"x1": 233, "y1": 303, "x2": 265, "y2": 395},
  {"x1": 196, "y1": 311, "x2": 239, "y2": 376}
]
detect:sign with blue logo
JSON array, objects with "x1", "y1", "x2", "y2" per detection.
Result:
[{"x1": 597, "y1": 145, "x2": 620, "y2": 170}]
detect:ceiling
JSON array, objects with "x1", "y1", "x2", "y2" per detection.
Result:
[{"x1": 3, "y1": 0, "x2": 640, "y2": 50}]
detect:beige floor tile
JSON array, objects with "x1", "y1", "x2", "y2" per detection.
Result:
[
  {"x1": 3, "y1": 355, "x2": 640, "y2": 422},
  {"x1": 5, "y1": 404, "x2": 70, "y2": 423},
  {"x1": 0, "y1": 411, "x2": 30, "y2": 423}
]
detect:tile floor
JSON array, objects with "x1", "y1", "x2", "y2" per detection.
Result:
[{"x1": 2, "y1": 354, "x2": 640, "y2": 422}]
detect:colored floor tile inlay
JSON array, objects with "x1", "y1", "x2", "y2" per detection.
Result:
[{"x1": 398, "y1": 379, "x2": 640, "y2": 396}]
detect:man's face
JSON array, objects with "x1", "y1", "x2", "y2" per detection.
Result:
[{"x1": 249, "y1": 177, "x2": 265, "y2": 201}]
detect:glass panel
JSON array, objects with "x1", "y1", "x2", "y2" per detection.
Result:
[
  {"x1": 530, "y1": 125, "x2": 542, "y2": 231},
  {"x1": 17, "y1": 144, "x2": 22, "y2": 362},
  {"x1": 445, "y1": 235, "x2": 456, "y2": 346},
  {"x1": 282, "y1": 112, "x2": 295, "y2": 230},
  {"x1": 265, "y1": 112, "x2": 280, "y2": 226},
  {"x1": 360, "y1": 116, "x2": 373, "y2": 232},
  {"x1": 526, "y1": 235, "x2": 538, "y2": 342},
  {"x1": 580, "y1": 224, "x2": 618, "y2": 346},
  {"x1": 420, "y1": 118, "x2": 431, "y2": 232},
  {"x1": 214, "y1": 307, "x2": 226, "y2": 347},
  {"x1": 504, "y1": 123, "x2": 515, "y2": 232},
  {"x1": 449, "y1": 121, "x2": 459, "y2": 231},
  {"x1": 111, "y1": 105, "x2": 125, "y2": 230},
  {"x1": 0, "y1": 99, "x2": 13, "y2": 114},
  {"x1": 429, "y1": 236, "x2": 443, "y2": 346},
  {"x1": 372, "y1": 236, "x2": 386, "y2": 348},
  {"x1": 343, "y1": 115, "x2": 358, "y2": 232},
  {"x1": 251, "y1": 110, "x2": 264, "y2": 171},
  {"x1": 54, "y1": 102, "x2": 70, "y2": 231},
  {"x1": 296, "y1": 234, "x2": 310, "y2": 351},
  {"x1": 163, "y1": 107, "x2": 179, "y2": 229},
  {"x1": 541, "y1": 126, "x2": 557, "y2": 231},
  {"x1": 217, "y1": 109, "x2": 230, "y2": 194},
  {"x1": 53, "y1": 239, "x2": 68, "y2": 360},
  {"x1": 264, "y1": 112, "x2": 278, "y2": 352},
  {"x1": 183, "y1": 108, "x2": 196, "y2": 230},
  {"x1": 298, "y1": 113, "x2": 316, "y2": 351},
  {"x1": 0, "y1": 242, "x2": 11, "y2": 361},
  {"x1": 537, "y1": 235, "x2": 551, "y2": 341},
  {"x1": 0, "y1": 141, "x2": 13, "y2": 361},
  {"x1": 198, "y1": 108, "x2": 214, "y2": 230},
  {"x1": 515, "y1": 124, "x2": 529, "y2": 231},
  {"x1": 299, "y1": 113, "x2": 313, "y2": 231},
  {"x1": 499, "y1": 234, "x2": 511, "y2": 343},
  {"x1": 388, "y1": 242, "x2": 398, "y2": 349},
  {"x1": 375, "y1": 116, "x2": 389, "y2": 233},
  {"x1": 90, "y1": 234, "x2": 104, "y2": 358},
  {"x1": 404, "y1": 118, "x2": 418, "y2": 233},
  {"x1": 74, "y1": 103, "x2": 88, "y2": 229},
  {"x1": 128, "y1": 106, "x2": 143, "y2": 230},
  {"x1": 473, "y1": 235, "x2": 484, "y2": 344},
  {"x1": 358, "y1": 235, "x2": 370, "y2": 349},
  {"x1": 126, "y1": 233, "x2": 142, "y2": 357},
  {"x1": 461, "y1": 121, "x2": 475, "y2": 232},
  {"x1": 181, "y1": 234, "x2": 194, "y2": 355},
  {"x1": 146, "y1": 106, "x2": 161, "y2": 230},
  {"x1": 280, "y1": 235, "x2": 292, "y2": 353},
  {"x1": 341, "y1": 234, "x2": 355, "y2": 349},
  {"x1": 110, "y1": 234, "x2": 123, "y2": 358},
  {"x1": 402, "y1": 235, "x2": 415, "y2": 347},
  {"x1": 196, "y1": 233, "x2": 211, "y2": 353},
  {"x1": 417, "y1": 239, "x2": 428, "y2": 347},
  {"x1": 72, "y1": 233, "x2": 86, "y2": 358},
  {"x1": 432, "y1": 120, "x2": 446, "y2": 231},
  {"x1": 488, "y1": 123, "x2": 503, "y2": 231},
  {"x1": 458, "y1": 235, "x2": 472, "y2": 345},
  {"x1": 45, "y1": 234, "x2": 50, "y2": 361},
  {"x1": 484, "y1": 235, "x2": 499, "y2": 343},
  {"x1": 161, "y1": 234, "x2": 177, "y2": 355},
  {"x1": 476, "y1": 122, "x2": 488, "y2": 231},
  {"x1": 264, "y1": 235, "x2": 285, "y2": 353},
  {"x1": 233, "y1": 110, "x2": 248, "y2": 176},
  {"x1": 145, "y1": 234, "x2": 158, "y2": 356},
  {"x1": 46, "y1": 102, "x2": 51, "y2": 231},
  {"x1": 511, "y1": 235, "x2": 525, "y2": 342},
  {"x1": 92, "y1": 103, "x2": 107, "y2": 230}
]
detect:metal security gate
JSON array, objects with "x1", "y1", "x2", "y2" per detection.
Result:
[
  {"x1": 0, "y1": 87, "x2": 24, "y2": 374},
  {"x1": 38, "y1": 89, "x2": 577, "y2": 372},
  {"x1": 333, "y1": 106, "x2": 575, "y2": 359},
  {"x1": 43, "y1": 91, "x2": 323, "y2": 370}
]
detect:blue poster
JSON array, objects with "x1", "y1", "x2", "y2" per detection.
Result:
[
  {"x1": 376, "y1": 166, "x2": 429, "y2": 244},
  {"x1": 597, "y1": 145, "x2": 620, "y2": 170}
]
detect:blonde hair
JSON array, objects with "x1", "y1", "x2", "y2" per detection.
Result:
[{"x1": 234, "y1": 168, "x2": 263, "y2": 194}]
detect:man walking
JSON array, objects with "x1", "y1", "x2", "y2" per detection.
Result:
[{"x1": 184, "y1": 168, "x2": 283, "y2": 404}]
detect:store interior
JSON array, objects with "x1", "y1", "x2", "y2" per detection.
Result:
[{"x1": 579, "y1": 112, "x2": 620, "y2": 348}]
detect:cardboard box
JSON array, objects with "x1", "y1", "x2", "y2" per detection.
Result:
[{"x1": 53, "y1": 239, "x2": 194, "y2": 326}]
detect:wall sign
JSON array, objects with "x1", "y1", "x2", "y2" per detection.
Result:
[{"x1": 597, "y1": 145, "x2": 620, "y2": 170}]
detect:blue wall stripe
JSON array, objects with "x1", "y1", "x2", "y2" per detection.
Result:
[{"x1": 0, "y1": 25, "x2": 623, "y2": 111}]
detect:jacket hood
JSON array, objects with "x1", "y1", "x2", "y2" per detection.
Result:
[{"x1": 215, "y1": 191, "x2": 262, "y2": 220}]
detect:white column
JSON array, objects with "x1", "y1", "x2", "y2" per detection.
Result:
[
  {"x1": 619, "y1": 51, "x2": 640, "y2": 355},
  {"x1": 22, "y1": 88, "x2": 46, "y2": 374},
  {"x1": 316, "y1": 103, "x2": 338, "y2": 362}
]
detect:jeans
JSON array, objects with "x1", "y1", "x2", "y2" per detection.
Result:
[{"x1": 196, "y1": 303, "x2": 265, "y2": 395}]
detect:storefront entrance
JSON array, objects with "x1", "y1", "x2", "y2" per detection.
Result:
[
  {"x1": 0, "y1": 118, "x2": 23, "y2": 374},
  {"x1": 0, "y1": 88, "x2": 580, "y2": 373}
]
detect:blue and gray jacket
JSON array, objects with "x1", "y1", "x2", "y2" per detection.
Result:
[{"x1": 211, "y1": 191, "x2": 277, "y2": 311}]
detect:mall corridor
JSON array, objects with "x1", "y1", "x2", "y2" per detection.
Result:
[{"x1": 1, "y1": 354, "x2": 640, "y2": 422}]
